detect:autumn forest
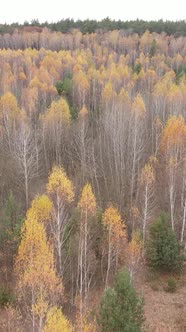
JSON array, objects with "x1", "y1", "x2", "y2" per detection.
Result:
[{"x1": 0, "y1": 24, "x2": 186, "y2": 331}]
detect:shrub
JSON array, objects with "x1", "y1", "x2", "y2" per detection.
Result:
[{"x1": 165, "y1": 277, "x2": 177, "y2": 293}]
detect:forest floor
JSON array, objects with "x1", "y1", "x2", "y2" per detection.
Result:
[{"x1": 136, "y1": 266, "x2": 186, "y2": 332}]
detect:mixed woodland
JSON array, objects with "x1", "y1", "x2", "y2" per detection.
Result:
[{"x1": 0, "y1": 24, "x2": 186, "y2": 331}]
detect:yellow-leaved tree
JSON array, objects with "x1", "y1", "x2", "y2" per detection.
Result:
[
  {"x1": 140, "y1": 161, "x2": 155, "y2": 242},
  {"x1": 43, "y1": 306, "x2": 73, "y2": 332},
  {"x1": 160, "y1": 116, "x2": 186, "y2": 232},
  {"x1": 130, "y1": 93, "x2": 146, "y2": 205},
  {"x1": 26, "y1": 195, "x2": 52, "y2": 223},
  {"x1": 15, "y1": 196, "x2": 62, "y2": 332},
  {"x1": 41, "y1": 97, "x2": 71, "y2": 166},
  {"x1": 0, "y1": 92, "x2": 22, "y2": 149},
  {"x1": 126, "y1": 231, "x2": 143, "y2": 280},
  {"x1": 47, "y1": 165, "x2": 74, "y2": 276},
  {"x1": 102, "y1": 205, "x2": 126, "y2": 286}
]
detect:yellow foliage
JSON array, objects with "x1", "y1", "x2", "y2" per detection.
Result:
[
  {"x1": 43, "y1": 306, "x2": 73, "y2": 332},
  {"x1": 47, "y1": 166, "x2": 74, "y2": 204},
  {"x1": 78, "y1": 183, "x2": 96, "y2": 215},
  {"x1": 140, "y1": 163, "x2": 155, "y2": 186},
  {"x1": 44, "y1": 97, "x2": 71, "y2": 126},
  {"x1": 15, "y1": 217, "x2": 62, "y2": 295},
  {"x1": 102, "y1": 205, "x2": 126, "y2": 241},
  {"x1": 73, "y1": 70, "x2": 89, "y2": 91},
  {"x1": 118, "y1": 88, "x2": 131, "y2": 108},
  {"x1": 32, "y1": 298, "x2": 48, "y2": 321},
  {"x1": 153, "y1": 71, "x2": 176, "y2": 97},
  {"x1": 128, "y1": 231, "x2": 143, "y2": 262},
  {"x1": 102, "y1": 81, "x2": 116, "y2": 103},
  {"x1": 26, "y1": 195, "x2": 52, "y2": 223},
  {"x1": 167, "y1": 83, "x2": 181, "y2": 100},
  {"x1": 131, "y1": 93, "x2": 146, "y2": 117},
  {"x1": 1, "y1": 63, "x2": 15, "y2": 90},
  {"x1": 161, "y1": 115, "x2": 186, "y2": 151},
  {"x1": 18, "y1": 70, "x2": 27, "y2": 81},
  {"x1": 75, "y1": 308, "x2": 97, "y2": 332},
  {"x1": 0, "y1": 92, "x2": 21, "y2": 124}
]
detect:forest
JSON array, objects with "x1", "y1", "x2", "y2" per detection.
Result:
[{"x1": 0, "y1": 26, "x2": 186, "y2": 331}]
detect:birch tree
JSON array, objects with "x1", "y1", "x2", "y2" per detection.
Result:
[
  {"x1": 102, "y1": 205, "x2": 126, "y2": 286},
  {"x1": 47, "y1": 165, "x2": 74, "y2": 276},
  {"x1": 77, "y1": 183, "x2": 96, "y2": 331}
]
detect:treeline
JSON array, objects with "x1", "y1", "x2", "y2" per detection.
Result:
[{"x1": 0, "y1": 18, "x2": 186, "y2": 36}]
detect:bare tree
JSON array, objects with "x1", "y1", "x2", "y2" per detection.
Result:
[{"x1": 12, "y1": 125, "x2": 40, "y2": 208}]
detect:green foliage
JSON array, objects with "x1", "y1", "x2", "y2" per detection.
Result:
[
  {"x1": 133, "y1": 63, "x2": 142, "y2": 75},
  {"x1": 1, "y1": 19, "x2": 186, "y2": 36},
  {"x1": 149, "y1": 39, "x2": 157, "y2": 57},
  {"x1": 98, "y1": 270, "x2": 144, "y2": 332},
  {"x1": 70, "y1": 105, "x2": 78, "y2": 120},
  {"x1": 55, "y1": 75, "x2": 73, "y2": 97},
  {"x1": 55, "y1": 80, "x2": 64, "y2": 95},
  {"x1": 56, "y1": 75, "x2": 75, "y2": 119},
  {"x1": 0, "y1": 192, "x2": 23, "y2": 249},
  {"x1": 0, "y1": 287, "x2": 13, "y2": 307},
  {"x1": 146, "y1": 213, "x2": 184, "y2": 272},
  {"x1": 174, "y1": 65, "x2": 186, "y2": 84},
  {"x1": 165, "y1": 277, "x2": 177, "y2": 293}
]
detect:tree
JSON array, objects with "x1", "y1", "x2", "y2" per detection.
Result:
[
  {"x1": 12, "y1": 125, "x2": 41, "y2": 208},
  {"x1": 180, "y1": 157, "x2": 186, "y2": 243},
  {"x1": 47, "y1": 165, "x2": 74, "y2": 276},
  {"x1": 0, "y1": 92, "x2": 22, "y2": 150},
  {"x1": 77, "y1": 183, "x2": 96, "y2": 330},
  {"x1": 0, "y1": 305, "x2": 23, "y2": 332},
  {"x1": 43, "y1": 306, "x2": 73, "y2": 332},
  {"x1": 0, "y1": 191, "x2": 22, "y2": 273},
  {"x1": 26, "y1": 194, "x2": 52, "y2": 223},
  {"x1": 72, "y1": 105, "x2": 90, "y2": 185},
  {"x1": 160, "y1": 116, "x2": 186, "y2": 231},
  {"x1": 126, "y1": 231, "x2": 143, "y2": 281},
  {"x1": 130, "y1": 94, "x2": 146, "y2": 206},
  {"x1": 73, "y1": 70, "x2": 89, "y2": 108},
  {"x1": 98, "y1": 89, "x2": 131, "y2": 209},
  {"x1": 15, "y1": 198, "x2": 62, "y2": 332},
  {"x1": 139, "y1": 161, "x2": 155, "y2": 242},
  {"x1": 41, "y1": 97, "x2": 71, "y2": 167},
  {"x1": 102, "y1": 81, "x2": 116, "y2": 111},
  {"x1": 98, "y1": 269, "x2": 144, "y2": 332},
  {"x1": 146, "y1": 213, "x2": 184, "y2": 272},
  {"x1": 102, "y1": 205, "x2": 126, "y2": 286}
]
